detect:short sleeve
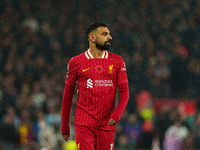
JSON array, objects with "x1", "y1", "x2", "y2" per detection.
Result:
[
  {"x1": 117, "y1": 57, "x2": 128, "y2": 85},
  {"x1": 65, "y1": 57, "x2": 78, "y2": 86}
]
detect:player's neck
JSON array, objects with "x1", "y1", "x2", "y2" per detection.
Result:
[{"x1": 89, "y1": 48, "x2": 104, "y2": 58}]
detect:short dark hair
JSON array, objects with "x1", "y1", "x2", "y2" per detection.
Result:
[{"x1": 86, "y1": 22, "x2": 107, "y2": 38}]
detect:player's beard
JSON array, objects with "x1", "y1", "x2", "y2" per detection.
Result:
[{"x1": 96, "y1": 40, "x2": 111, "y2": 50}]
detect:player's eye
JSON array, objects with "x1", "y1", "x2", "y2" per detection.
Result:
[{"x1": 102, "y1": 32, "x2": 108, "y2": 36}]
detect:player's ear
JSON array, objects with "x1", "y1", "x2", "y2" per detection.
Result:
[{"x1": 89, "y1": 34, "x2": 95, "y2": 43}]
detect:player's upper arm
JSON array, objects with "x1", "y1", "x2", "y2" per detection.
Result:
[
  {"x1": 65, "y1": 57, "x2": 78, "y2": 86},
  {"x1": 117, "y1": 56, "x2": 128, "y2": 85}
]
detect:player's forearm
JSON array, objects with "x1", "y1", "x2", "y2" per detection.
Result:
[
  {"x1": 61, "y1": 84, "x2": 75, "y2": 135},
  {"x1": 111, "y1": 82, "x2": 129, "y2": 124}
]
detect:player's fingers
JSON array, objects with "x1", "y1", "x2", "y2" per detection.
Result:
[
  {"x1": 64, "y1": 137, "x2": 69, "y2": 142},
  {"x1": 109, "y1": 120, "x2": 115, "y2": 126},
  {"x1": 62, "y1": 134, "x2": 70, "y2": 142},
  {"x1": 108, "y1": 119, "x2": 116, "y2": 126}
]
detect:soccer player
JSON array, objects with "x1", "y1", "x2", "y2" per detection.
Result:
[{"x1": 61, "y1": 22, "x2": 129, "y2": 150}]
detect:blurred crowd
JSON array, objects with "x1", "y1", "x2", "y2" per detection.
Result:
[{"x1": 0, "y1": 0, "x2": 200, "y2": 149}]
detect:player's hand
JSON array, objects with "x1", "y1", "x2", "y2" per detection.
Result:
[
  {"x1": 108, "y1": 119, "x2": 116, "y2": 126},
  {"x1": 62, "y1": 134, "x2": 70, "y2": 142}
]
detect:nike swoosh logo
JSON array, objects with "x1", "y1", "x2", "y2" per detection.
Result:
[{"x1": 82, "y1": 68, "x2": 90, "y2": 72}]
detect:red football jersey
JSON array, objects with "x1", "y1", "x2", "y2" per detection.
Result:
[{"x1": 65, "y1": 49, "x2": 128, "y2": 130}]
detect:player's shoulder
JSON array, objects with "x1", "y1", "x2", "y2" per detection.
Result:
[
  {"x1": 67, "y1": 52, "x2": 86, "y2": 69},
  {"x1": 108, "y1": 52, "x2": 124, "y2": 62},
  {"x1": 69, "y1": 52, "x2": 86, "y2": 63}
]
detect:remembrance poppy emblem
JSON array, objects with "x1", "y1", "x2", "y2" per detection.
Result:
[{"x1": 95, "y1": 65, "x2": 103, "y2": 73}]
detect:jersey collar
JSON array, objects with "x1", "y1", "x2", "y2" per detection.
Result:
[{"x1": 85, "y1": 49, "x2": 108, "y2": 59}]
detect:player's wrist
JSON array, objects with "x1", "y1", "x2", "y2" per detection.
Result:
[
  {"x1": 110, "y1": 115, "x2": 119, "y2": 124},
  {"x1": 61, "y1": 129, "x2": 70, "y2": 136}
]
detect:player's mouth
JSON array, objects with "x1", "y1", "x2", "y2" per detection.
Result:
[{"x1": 106, "y1": 40, "x2": 111, "y2": 45}]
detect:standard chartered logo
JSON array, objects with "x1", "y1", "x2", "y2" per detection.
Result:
[
  {"x1": 87, "y1": 78, "x2": 93, "y2": 88},
  {"x1": 86, "y1": 78, "x2": 113, "y2": 88},
  {"x1": 95, "y1": 80, "x2": 113, "y2": 87}
]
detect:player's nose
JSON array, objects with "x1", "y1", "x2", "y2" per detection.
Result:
[{"x1": 108, "y1": 34, "x2": 112, "y2": 40}]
